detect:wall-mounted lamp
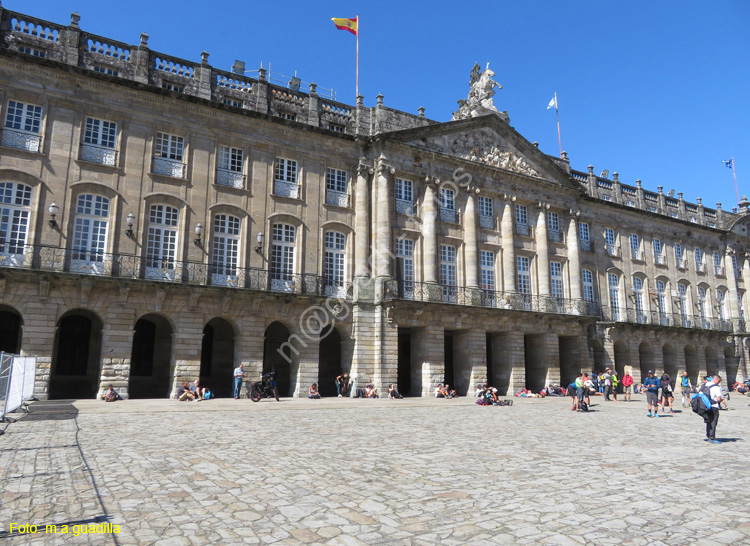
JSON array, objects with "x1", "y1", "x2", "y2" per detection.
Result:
[
  {"x1": 48, "y1": 202, "x2": 60, "y2": 228},
  {"x1": 194, "y1": 223, "x2": 203, "y2": 246},
  {"x1": 126, "y1": 212, "x2": 135, "y2": 237},
  {"x1": 255, "y1": 231, "x2": 264, "y2": 255}
]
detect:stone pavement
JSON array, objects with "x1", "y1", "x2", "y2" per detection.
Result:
[{"x1": 1, "y1": 394, "x2": 749, "y2": 545}]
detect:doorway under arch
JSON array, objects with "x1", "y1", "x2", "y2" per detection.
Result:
[
  {"x1": 129, "y1": 314, "x2": 173, "y2": 398},
  {"x1": 684, "y1": 345, "x2": 699, "y2": 383},
  {"x1": 662, "y1": 343, "x2": 677, "y2": 378},
  {"x1": 200, "y1": 318, "x2": 236, "y2": 398},
  {"x1": 318, "y1": 325, "x2": 342, "y2": 397},
  {"x1": 639, "y1": 342, "x2": 654, "y2": 381},
  {"x1": 0, "y1": 306, "x2": 22, "y2": 354},
  {"x1": 49, "y1": 310, "x2": 103, "y2": 399},
  {"x1": 263, "y1": 321, "x2": 292, "y2": 397},
  {"x1": 705, "y1": 346, "x2": 719, "y2": 378}
]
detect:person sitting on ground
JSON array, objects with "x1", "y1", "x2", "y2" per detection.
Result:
[
  {"x1": 483, "y1": 382, "x2": 498, "y2": 402},
  {"x1": 308, "y1": 383, "x2": 321, "y2": 399},
  {"x1": 364, "y1": 384, "x2": 378, "y2": 398},
  {"x1": 102, "y1": 385, "x2": 121, "y2": 402},
  {"x1": 177, "y1": 381, "x2": 195, "y2": 401},
  {"x1": 475, "y1": 384, "x2": 484, "y2": 398},
  {"x1": 336, "y1": 372, "x2": 351, "y2": 398},
  {"x1": 444, "y1": 384, "x2": 457, "y2": 398},
  {"x1": 435, "y1": 383, "x2": 446, "y2": 398},
  {"x1": 388, "y1": 384, "x2": 403, "y2": 399},
  {"x1": 191, "y1": 379, "x2": 206, "y2": 400}
]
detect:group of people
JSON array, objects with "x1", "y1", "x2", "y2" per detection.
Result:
[
  {"x1": 435, "y1": 383, "x2": 457, "y2": 398},
  {"x1": 177, "y1": 380, "x2": 211, "y2": 401}
]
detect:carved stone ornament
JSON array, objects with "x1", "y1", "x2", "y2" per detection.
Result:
[{"x1": 452, "y1": 62, "x2": 508, "y2": 121}]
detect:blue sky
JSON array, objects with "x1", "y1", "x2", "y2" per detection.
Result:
[{"x1": 14, "y1": 1, "x2": 749, "y2": 210}]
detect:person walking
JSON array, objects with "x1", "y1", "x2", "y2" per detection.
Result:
[
  {"x1": 602, "y1": 369, "x2": 612, "y2": 401},
  {"x1": 644, "y1": 370, "x2": 661, "y2": 418},
  {"x1": 233, "y1": 363, "x2": 245, "y2": 399},
  {"x1": 611, "y1": 370, "x2": 620, "y2": 401},
  {"x1": 622, "y1": 371, "x2": 634, "y2": 401},
  {"x1": 704, "y1": 375, "x2": 724, "y2": 443},
  {"x1": 680, "y1": 371, "x2": 693, "y2": 407}
]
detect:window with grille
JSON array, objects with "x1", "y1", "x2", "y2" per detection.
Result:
[
  {"x1": 326, "y1": 168, "x2": 348, "y2": 193},
  {"x1": 324, "y1": 231, "x2": 346, "y2": 293},
  {"x1": 630, "y1": 234, "x2": 641, "y2": 259},
  {"x1": 698, "y1": 287, "x2": 707, "y2": 320},
  {"x1": 440, "y1": 244, "x2": 457, "y2": 301},
  {"x1": 218, "y1": 146, "x2": 243, "y2": 173},
  {"x1": 653, "y1": 238, "x2": 662, "y2": 262},
  {"x1": 146, "y1": 205, "x2": 179, "y2": 278},
  {"x1": 480, "y1": 250, "x2": 495, "y2": 292},
  {"x1": 274, "y1": 158, "x2": 297, "y2": 182},
  {"x1": 84, "y1": 118, "x2": 117, "y2": 148},
  {"x1": 0, "y1": 182, "x2": 32, "y2": 260},
  {"x1": 608, "y1": 273, "x2": 620, "y2": 319},
  {"x1": 212, "y1": 214, "x2": 241, "y2": 277},
  {"x1": 582, "y1": 270, "x2": 595, "y2": 302},
  {"x1": 517, "y1": 256, "x2": 530, "y2": 294},
  {"x1": 515, "y1": 204, "x2": 527, "y2": 225},
  {"x1": 548, "y1": 212, "x2": 560, "y2": 232},
  {"x1": 674, "y1": 243, "x2": 683, "y2": 265},
  {"x1": 551, "y1": 262, "x2": 563, "y2": 299},
  {"x1": 4, "y1": 100, "x2": 42, "y2": 133},
  {"x1": 72, "y1": 194, "x2": 110, "y2": 267},
  {"x1": 154, "y1": 133, "x2": 184, "y2": 160},
  {"x1": 271, "y1": 224, "x2": 296, "y2": 287},
  {"x1": 605, "y1": 228, "x2": 615, "y2": 246},
  {"x1": 633, "y1": 276, "x2": 645, "y2": 319},
  {"x1": 440, "y1": 188, "x2": 455, "y2": 210},
  {"x1": 656, "y1": 280, "x2": 667, "y2": 316},
  {"x1": 396, "y1": 238, "x2": 415, "y2": 297}
]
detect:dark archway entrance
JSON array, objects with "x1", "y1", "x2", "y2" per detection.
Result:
[
  {"x1": 590, "y1": 338, "x2": 604, "y2": 375},
  {"x1": 705, "y1": 346, "x2": 718, "y2": 378},
  {"x1": 639, "y1": 342, "x2": 654, "y2": 382},
  {"x1": 662, "y1": 343, "x2": 677, "y2": 378},
  {"x1": 263, "y1": 322, "x2": 292, "y2": 397},
  {"x1": 129, "y1": 314, "x2": 173, "y2": 398},
  {"x1": 50, "y1": 310, "x2": 102, "y2": 399},
  {"x1": 559, "y1": 336, "x2": 580, "y2": 388},
  {"x1": 200, "y1": 318, "x2": 236, "y2": 397},
  {"x1": 524, "y1": 334, "x2": 546, "y2": 392},
  {"x1": 398, "y1": 329, "x2": 412, "y2": 396},
  {"x1": 0, "y1": 307, "x2": 22, "y2": 354},
  {"x1": 443, "y1": 331, "x2": 455, "y2": 390},
  {"x1": 614, "y1": 341, "x2": 630, "y2": 393},
  {"x1": 685, "y1": 345, "x2": 698, "y2": 383},
  {"x1": 318, "y1": 325, "x2": 342, "y2": 397},
  {"x1": 724, "y1": 346, "x2": 738, "y2": 386}
]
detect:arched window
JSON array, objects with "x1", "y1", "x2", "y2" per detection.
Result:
[
  {"x1": 270, "y1": 223, "x2": 295, "y2": 292},
  {"x1": 323, "y1": 231, "x2": 346, "y2": 297},
  {"x1": 146, "y1": 204, "x2": 179, "y2": 281},
  {"x1": 0, "y1": 182, "x2": 32, "y2": 267},
  {"x1": 71, "y1": 194, "x2": 110, "y2": 275},
  {"x1": 211, "y1": 214, "x2": 241, "y2": 287}
]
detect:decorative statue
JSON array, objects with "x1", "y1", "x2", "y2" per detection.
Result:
[{"x1": 452, "y1": 62, "x2": 505, "y2": 120}]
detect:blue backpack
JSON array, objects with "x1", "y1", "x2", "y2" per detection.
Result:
[
  {"x1": 690, "y1": 384, "x2": 712, "y2": 416},
  {"x1": 204, "y1": 390, "x2": 212, "y2": 400}
]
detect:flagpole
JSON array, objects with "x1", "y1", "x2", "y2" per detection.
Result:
[
  {"x1": 555, "y1": 91, "x2": 562, "y2": 158},
  {"x1": 356, "y1": 14, "x2": 359, "y2": 99},
  {"x1": 731, "y1": 156, "x2": 739, "y2": 204}
]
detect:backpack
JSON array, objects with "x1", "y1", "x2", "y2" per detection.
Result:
[
  {"x1": 690, "y1": 384, "x2": 712, "y2": 416},
  {"x1": 204, "y1": 390, "x2": 212, "y2": 400}
]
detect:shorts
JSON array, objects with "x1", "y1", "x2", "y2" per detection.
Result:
[
  {"x1": 624, "y1": 386, "x2": 633, "y2": 394},
  {"x1": 662, "y1": 391, "x2": 674, "y2": 400},
  {"x1": 646, "y1": 392, "x2": 659, "y2": 405},
  {"x1": 566, "y1": 386, "x2": 576, "y2": 397},
  {"x1": 681, "y1": 388, "x2": 691, "y2": 397}
]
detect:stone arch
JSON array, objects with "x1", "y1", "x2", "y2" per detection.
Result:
[
  {"x1": 639, "y1": 342, "x2": 654, "y2": 381},
  {"x1": 318, "y1": 324, "x2": 342, "y2": 397},
  {"x1": 684, "y1": 345, "x2": 699, "y2": 383},
  {"x1": 705, "y1": 346, "x2": 719, "y2": 378},
  {"x1": 263, "y1": 321, "x2": 293, "y2": 397},
  {"x1": 0, "y1": 304, "x2": 23, "y2": 354},
  {"x1": 613, "y1": 340, "x2": 630, "y2": 392},
  {"x1": 49, "y1": 309, "x2": 103, "y2": 399},
  {"x1": 662, "y1": 343, "x2": 677, "y2": 377},
  {"x1": 129, "y1": 313, "x2": 173, "y2": 398},
  {"x1": 199, "y1": 317, "x2": 236, "y2": 398}
]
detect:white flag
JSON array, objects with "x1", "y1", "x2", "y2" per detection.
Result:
[{"x1": 547, "y1": 96, "x2": 557, "y2": 110}]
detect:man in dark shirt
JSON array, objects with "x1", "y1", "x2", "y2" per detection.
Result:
[
  {"x1": 176, "y1": 381, "x2": 195, "y2": 401},
  {"x1": 643, "y1": 371, "x2": 660, "y2": 418}
]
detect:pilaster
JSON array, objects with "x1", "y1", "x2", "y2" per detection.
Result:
[
  {"x1": 374, "y1": 158, "x2": 394, "y2": 279},
  {"x1": 423, "y1": 178, "x2": 439, "y2": 285},
  {"x1": 354, "y1": 161, "x2": 372, "y2": 279},
  {"x1": 567, "y1": 211, "x2": 582, "y2": 302},
  {"x1": 501, "y1": 197, "x2": 516, "y2": 292},
  {"x1": 536, "y1": 204, "x2": 550, "y2": 296},
  {"x1": 464, "y1": 189, "x2": 479, "y2": 289}
]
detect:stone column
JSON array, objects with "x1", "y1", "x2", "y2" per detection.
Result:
[
  {"x1": 536, "y1": 205, "x2": 550, "y2": 296},
  {"x1": 453, "y1": 328, "x2": 485, "y2": 396},
  {"x1": 20, "y1": 303, "x2": 57, "y2": 400},
  {"x1": 501, "y1": 199, "x2": 516, "y2": 292},
  {"x1": 97, "y1": 307, "x2": 136, "y2": 400},
  {"x1": 411, "y1": 324, "x2": 444, "y2": 397},
  {"x1": 295, "y1": 339, "x2": 319, "y2": 398},
  {"x1": 464, "y1": 190, "x2": 479, "y2": 289},
  {"x1": 567, "y1": 212, "x2": 582, "y2": 302},
  {"x1": 171, "y1": 314, "x2": 203, "y2": 398},
  {"x1": 725, "y1": 250, "x2": 740, "y2": 323},
  {"x1": 374, "y1": 160, "x2": 394, "y2": 279},
  {"x1": 354, "y1": 162, "x2": 371, "y2": 278},
  {"x1": 423, "y1": 179, "x2": 439, "y2": 285},
  {"x1": 543, "y1": 333, "x2": 561, "y2": 388}
]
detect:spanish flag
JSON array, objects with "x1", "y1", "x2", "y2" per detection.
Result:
[{"x1": 331, "y1": 17, "x2": 358, "y2": 36}]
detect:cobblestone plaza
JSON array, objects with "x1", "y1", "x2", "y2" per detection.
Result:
[{"x1": 2, "y1": 396, "x2": 749, "y2": 545}]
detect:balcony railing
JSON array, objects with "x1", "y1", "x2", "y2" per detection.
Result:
[
  {"x1": 383, "y1": 280, "x2": 601, "y2": 316},
  {"x1": 440, "y1": 207, "x2": 457, "y2": 223},
  {"x1": 396, "y1": 199, "x2": 415, "y2": 216},
  {"x1": 479, "y1": 215, "x2": 494, "y2": 230},
  {"x1": 216, "y1": 168, "x2": 245, "y2": 189},
  {"x1": 80, "y1": 143, "x2": 117, "y2": 166},
  {"x1": 153, "y1": 157, "x2": 185, "y2": 178},
  {"x1": 676, "y1": 258, "x2": 688, "y2": 270},
  {"x1": 715, "y1": 265, "x2": 725, "y2": 276},
  {"x1": 606, "y1": 244, "x2": 621, "y2": 257},
  {"x1": 600, "y1": 306, "x2": 733, "y2": 332},
  {"x1": 325, "y1": 189, "x2": 350, "y2": 207},
  {"x1": 654, "y1": 254, "x2": 667, "y2": 266},
  {"x1": 516, "y1": 223, "x2": 530, "y2": 236},
  {"x1": 580, "y1": 239, "x2": 592, "y2": 252},
  {"x1": 631, "y1": 249, "x2": 642, "y2": 261},
  {"x1": 273, "y1": 179, "x2": 299, "y2": 199},
  {"x1": 696, "y1": 263, "x2": 706, "y2": 274},
  {"x1": 1, "y1": 129, "x2": 42, "y2": 152},
  {"x1": 0, "y1": 245, "x2": 352, "y2": 299}
]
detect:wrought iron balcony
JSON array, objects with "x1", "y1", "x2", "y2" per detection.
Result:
[
  {"x1": 383, "y1": 280, "x2": 601, "y2": 316},
  {"x1": 606, "y1": 244, "x2": 621, "y2": 257},
  {"x1": 440, "y1": 207, "x2": 457, "y2": 223},
  {"x1": 80, "y1": 143, "x2": 117, "y2": 166},
  {"x1": 153, "y1": 157, "x2": 186, "y2": 178},
  {"x1": 396, "y1": 198, "x2": 415, "y2": 216},
  {"x1": 1, "y1": 129, "x2": 42, "y2": 152},
  {"x1": 548, "y1": 229, "x2": 563, "y2": 243},
  {"x1": 0, "y1": 245, "x2": 352, "y2": 299},
  {"x1": 216, "y1": 168, "x2": 245, "y2": 188},
  {"x1": 273, "y1": 179, "x2": 300, "y2": 199},
  {"x1": 515, "y1": 223, "x2": 530, "y2": 236},
  {"x1": 479, "y1": 215, "x2": 494, "y2": 230},
  {"x1": 580, "y1": 239, "x2": 592, "y2": 252},
  {"x1": 655, "y1": 254, "x2": 667, "y2": 266},
  {"x1": 714, "y1": 265, "x2": 725, "y2": 276},
  {"x1": 599, "y1": 306, "x2": 733, "y2": 332},
  {"x1": 325, "y1": 189, "x2": 350, "y2": 207}
]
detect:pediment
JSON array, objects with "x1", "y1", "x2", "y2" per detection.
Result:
[{"x1": 382, "y1": 115, "x2": 577, "y2": 189}]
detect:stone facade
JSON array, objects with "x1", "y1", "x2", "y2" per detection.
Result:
[{"x1": 0, "y1": 7, "x2": 747, "y2": 401}]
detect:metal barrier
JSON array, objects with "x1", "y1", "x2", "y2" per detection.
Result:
[{"x1": 0, "y1": 352, "x2": 37, "y2": 427}]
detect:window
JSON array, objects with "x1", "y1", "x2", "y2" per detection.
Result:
[
  {"x1": 396, "y1": 238, "x2": 415, "y2": 299},
  {"x1": 93, "y1": 65, "x2": 118, "y2": 76},
  {"x1": 153, "y1": 132, "x2": 185, "y2": 178},
  {"x1": 162, "y1": 82, "x2": 184, "y2": 93},
  {"x1": 602, "y1": 195, "x2": 612, "y2": 201},
  {"x1": 216, "y1": 146, "x2": 244, "y2": 188},
  {"x1": 608, "y1": 273, "x2": 621, "y2": 321},
  {"x1": 675, "y1": 243, "x2": 685, "y2": 269},
  {"x1": 517, "y1": 256, "x2": 531, "y2": 309},
  {"x1": 649, "y1": 206, "x2": 658, "y2": 213},
  {"x1": 440, "y1": 244, "x2": 457, "y2": 302},
  {"x1": 0, "y1": 182, "x2": 32, "y2": 266},
  {"x1": 395, "y1": 178, "x2": 414, "y2": 215},
  {"x1": 71, "y1": 194, "x2": 110, "y2": 275},
  {"x1": 630, "y1": 234, "x2": 641, "y2": 260},
  {"x1": 717, "y1": 289, "x2": 726, "y2": 321},
  {"x1": 145, "y1": 205, "x2": 179, "y2": 281},
  {"x1": 270, "y1": 224, "x2": 296, "y2": 292},
  {"x1": 81, "y1": 117, "x2": 117, "y2": 165},
  {"x1": 714, "y1": 251, "x2": 724, "y2": 275},
  {"x1": 656, "y1": 280, "x2": 668, "y2": 325},
  {"x1": 223, "y1": 98, "x2": 242, "y2": 107},
  {"x1": 19, "y1": 45, "x2": 46, "y2": 58},
  {"x1": 478, "y1": 196, "x2": 493, "y2": 229},
  {"x1": 653, "y1": 238, "x2": 665, "y2": 265},
  {"x1": 280, "y1": 112, "x2": 297, "y2": 121},
  {"x1": 579, "y1": 222, "x2": 591, "y2": 251},
  {"x1": 211, "y1": 214, "x2": 241, "y2": 287},
  {"x1": 326, "y1": 168, "x2": 349, "y2": 207},
  {"x1": 695, "y1": 248, "x2": 704, "y2": 273},
  {"x1": 582, "y1": 270, "x2": 595, "y2": 302},
  {"x1": 626, "y1": 200, "x2": 635, "y2": 207},
  {"x1": 328, "y1": 124, "x2": 345, "y2": 133},
  {"x1": 633, "y1": 277, "x2": 646, "y2": 323},
  {"x1": 547, "y1": 212, "x2": 562, "y2": 242},
  {"x1": 605, "y1": 228, "x2": 618, "y2": 256},
  {"x1": 551, "y1": 262, "x2": 564, "y2": 311},
  {"x1": 698, "y1": 287, "x2": 708, "y2": 328},
  {"x1": 515, "y1": 204, "x2": 529, "y2": 236},
  {"x1": 440, "y1": 188, "x2": 456, "y2": 223},
  {"x1": 324, "y1": 231, "x2": 347, "y2": 297},
  {"x1": 273, "y1": 158, "x2": 298, "y2": 198},
  {"x1": 732, "y1": 254, "x2": 739, "y2": 277},
  {"x1": 480, "y1": 250, "x2": 495, "y2": 292},
  {"x1": 678, "y1": 283, "x2": 689, "y2": 326},
  {"x1": 3, "y1": 100, "x2": 43, "y2": 152}
]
